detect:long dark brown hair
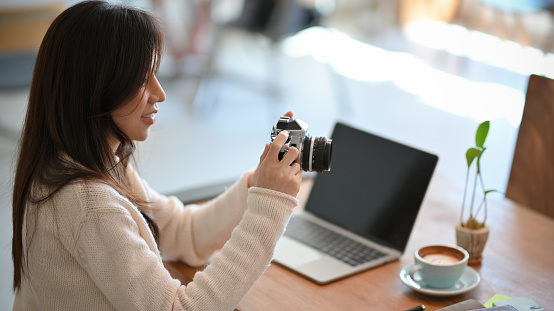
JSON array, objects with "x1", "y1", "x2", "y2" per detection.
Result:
[{"x1": 12, "y1": 0, "x2": 163, "y2": 291}]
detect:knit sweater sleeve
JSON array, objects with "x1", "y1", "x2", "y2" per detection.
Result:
[
  {"x1": 127, "y1": 166, "x2": 257, "y2": 266},
  {"x1": 76, "y1": 183, "x2": 297, "y2": 310},
  {"x1": 174, "y1": 187, "x2": 297, "y2": 310}
]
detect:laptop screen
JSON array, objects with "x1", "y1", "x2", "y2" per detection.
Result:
[{"x1": 305, "y1": 122, "x2": 438, "y2": 252}]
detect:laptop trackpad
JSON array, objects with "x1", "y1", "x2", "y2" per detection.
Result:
[{"x1": 274, "y1": 237, "x2": 323, "y2": 267}]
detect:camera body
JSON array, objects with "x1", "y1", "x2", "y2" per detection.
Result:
[{"x1": 270, "y1": 116, "x2": 332, "y2": 172}]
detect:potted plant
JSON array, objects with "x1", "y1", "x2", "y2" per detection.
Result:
[{"x1": 456, "y1": 120, "x2": 500, "y2": 264}]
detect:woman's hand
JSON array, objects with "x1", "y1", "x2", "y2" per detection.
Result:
[{"x1": 248, "y1": 112, "x2": 302, "y2": 197}]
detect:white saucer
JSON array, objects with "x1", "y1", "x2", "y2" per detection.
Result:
[{"x1": 399, "y1": 264, "x2": 481, "y2": 297}]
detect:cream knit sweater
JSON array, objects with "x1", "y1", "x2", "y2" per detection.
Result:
[{"x1": 13, "y1": 166, "x2": 298, "y2": 310}]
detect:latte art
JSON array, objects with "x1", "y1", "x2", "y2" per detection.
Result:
[
  {"x1": 415, "y1": 245, "x2": 468, "y2": 288},
  {"x1": 422, "y1": 253, "x2": 460, "y2": 265}
]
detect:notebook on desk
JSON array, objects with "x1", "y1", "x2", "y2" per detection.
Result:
[{"x1": 273, "y1": 122, "x2": 438, "y2": 284}]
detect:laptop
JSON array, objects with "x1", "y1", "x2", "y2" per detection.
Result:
[{"x1": 273, "y1": 122, "x2": 438, "y2": 284}]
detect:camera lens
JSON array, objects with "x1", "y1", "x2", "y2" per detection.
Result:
[{"x1": 301, "y1": 136, "x2": 332, "y2": 172}]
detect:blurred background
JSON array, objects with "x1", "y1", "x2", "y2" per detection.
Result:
[{"x1": 1, "y1": 0, "x2": 553, "y2": 308}]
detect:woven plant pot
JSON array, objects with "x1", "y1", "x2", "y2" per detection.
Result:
[{"x1": 455, "y1": 224, "x2": 489, "y2": 265}]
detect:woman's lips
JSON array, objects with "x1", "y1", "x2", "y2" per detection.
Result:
[{"x1": 141, "y1": 112, "x2": 156, "y2": 125}]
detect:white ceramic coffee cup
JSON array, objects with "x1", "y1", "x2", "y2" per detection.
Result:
[{"x1": 411, "y1": 244, "x2": 469, "y2": 288}]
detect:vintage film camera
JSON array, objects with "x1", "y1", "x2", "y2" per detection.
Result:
[{"x1": 270, "y1": 116, "x2": 332, "y2": 172}]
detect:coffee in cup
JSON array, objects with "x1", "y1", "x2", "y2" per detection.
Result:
[{"x1": 411, "y1": 245, "x2": 469, "y2": 288}]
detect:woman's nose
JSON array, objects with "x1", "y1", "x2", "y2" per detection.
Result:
[{"x1": 151, "y1": 75, "x2": 166, "y2": 103}]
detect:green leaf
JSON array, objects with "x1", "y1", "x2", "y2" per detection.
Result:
[
  {"x1": 466, "y1": 148, "x2": 482, "y2": 167},
  {"x1": 475, "y1": 121, "x2": 490, "y2": 148},
  {"x1": 475, "y1": 147, "x2": 486, "y2": 173}
]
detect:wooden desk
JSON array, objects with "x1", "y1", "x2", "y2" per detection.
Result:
[{"x1": 165, "y1": 174, "x2": 554, "y2": 310}]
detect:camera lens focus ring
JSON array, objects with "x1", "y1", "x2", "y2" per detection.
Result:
[
  {"x1": 313, "y1": 137, "x2": 329, "y2": 172},
  {"x1": 301, "y1": 137, "x2": 312, "y2": 171},
  {"x1": 300, "y1": 136, "x2": 332, "y2": 172}
]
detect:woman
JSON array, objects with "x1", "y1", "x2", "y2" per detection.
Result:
[{"x1": 11, "y1": 1, "x2": 302, "y2": 310}]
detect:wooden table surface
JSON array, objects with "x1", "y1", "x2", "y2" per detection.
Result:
[{"x1": 165, "y1": 173, "x2": 554, "y2": 310}]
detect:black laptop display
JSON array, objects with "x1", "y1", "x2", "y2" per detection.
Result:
[
  {"x1": 273, "y1": 122, "x2": 438, "y2": 284},
  {"x1": 306, "y1": 122, "x2": 439, "y2": 252}
]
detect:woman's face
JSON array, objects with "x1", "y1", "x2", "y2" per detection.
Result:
[{"x1": 112, "y1": 74, "x2": 166, "y2": 144}]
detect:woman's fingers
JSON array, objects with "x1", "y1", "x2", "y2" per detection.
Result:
[
  {"x1": 281, "y1": 146, "x2": 299, "y2": 167},
  {"x1": 256, "y1": 142, "x2": 303, "y2": 196},
  {"x1": 251, "y1": 112, "x2": 304, "y2": 197},
  {"x1": 267, "y1": 131, "x2": 289, "y2": 161}
]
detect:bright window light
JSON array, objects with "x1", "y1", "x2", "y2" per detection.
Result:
[
  {"x1": 282, "y1": 26, "x2": 531, "y2": 126},
  {"x1": 404, "y1": 20, "x2": 553, "y2": 78}
]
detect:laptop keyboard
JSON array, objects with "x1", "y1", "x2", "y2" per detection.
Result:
[{"x1": 284, "y1": 217, "x2": 387, "y2": 267}]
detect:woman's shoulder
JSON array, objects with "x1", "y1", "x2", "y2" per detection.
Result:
[
  {"x1": 27, "y1": 179, "x2": 136, "y2": 242},
  {"x1": 54, "y1": 178, "x2": 133, "y2": 215}
]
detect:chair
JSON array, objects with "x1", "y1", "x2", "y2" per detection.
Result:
[
  {"x1": 506, "y1": 74, "x2": 554, "y2": 218},
  {"x1": 207, "y1": 0, "x2": 323, "y2": 103},
  {"x1": 153, "y1": 0, "x2": 327, "y2": 112}
]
